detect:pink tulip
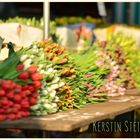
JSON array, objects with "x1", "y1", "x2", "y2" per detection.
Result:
[{"x1": 89, "y1": 93, "x2": 94, "y2": 97}]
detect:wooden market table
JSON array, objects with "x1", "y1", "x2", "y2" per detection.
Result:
[{"x1": 0, "y1": 89, "x2": 140, "y2": 133}]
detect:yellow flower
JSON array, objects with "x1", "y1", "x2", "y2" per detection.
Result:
[
  {"x1": 57, "y1": 102, "x2": 64, "y2": 107},
  {"x1": 58, "y1": 58, "x2": 68, "y2": 64},
  {"x1": 52, "y1": 57, "x2": 60, "y2": 62},
  {"x1": 38, "y1": 41, "x2": 45, "y2": 47},
  {"x1": 69, "y1": 75, "x2": 76, "y2": 79},
  {"x1": 68, "y1": 89, "x2": 73, "y2": 93},
  {"x1": 61, "y1": 67, "x2": 71, "y2": 75},
  {"x1": 67, "y1": 98, "x2": 74, "y2": 103},
  {"x1": 70, "y1": 68, "x2": 75, "y2": 73},
  {"x1": 47, "y1": 53, "x2": 55, "y2": 60},
  {"x1": 126, "y1": 59, "x2": 131, "y2": 64},
  {"x1": 64, "y1": 95, "x2": 69, "y2": 99},
  {"x1": 68, "y1": 105, "x2": 73, "y2": 109},
  {"x1": 44, "y1": 47, "x2": 51, "y2": 52}
]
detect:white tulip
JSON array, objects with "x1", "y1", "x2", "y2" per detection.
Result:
[
  {"x1": 36, "y1": 111, "x2": 42, "y2": 116},
  {"x1": 52, "y1": 103, "x2": 57, "y2": 108},
  {"x1": 43, "y1": 103, "x2": 52, "y2": 109},
  {"x1": 47, "y1": 87, "x2": 53, "y2": 92},
  {"x1": 23, "y1": 59, "x2": 32, "y2": 69},
  {"x1": 53, "y1": 70, "x2": 57, "y2": 73},
  {"x1": 30, "y1": 105, "x2": 40, "y2": 110},
  {"x1": 47, "y1": 68, "x2": 54, "y2": 74},
  {"x1": 50, "y1": 108, "x2": 58, "y2": 113},
  {"x1": 40, "y1": 70, "x2": 45, "y2": 74},
  {"x1": 32, "y1": 49, "x2": 38, "y2": 53},
  {"x1": 20, "y1": 54, "x2": 28, "y2": 62},
  {"x1": 33, "y1": 45, "x2": 37, "y2": 49},
  {"x1": 44, "y1": 100, "x2": 49, "y2": 104},
  {"x1": 52, "y1": 77, "x2": 60, "y2": 84},
  {"x1": 58, "y1": 82, "x2": 65, "y2": 87},
  {"x1": 40, "y1": 98, "x2": 46, "y2": 103},
  {"x1": 43, "y1": 90, "x2": 49, "y2": 95},
  {"x1": 24, "y1": 64, "x2": 31, "y2": 69},
  {"x1": 54, "y1": 96, "x2": 59, "y2": 102},
  {"x1": 51, "y1": 84, "x2": 59, "y2": 90},
  {"x1": 49, "y1": 90, "x2": 56, "y2": 98}
]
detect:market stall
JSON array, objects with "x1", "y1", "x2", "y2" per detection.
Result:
[{"x1": 0, "y1": 2, "x2": 140, "y2": 138}]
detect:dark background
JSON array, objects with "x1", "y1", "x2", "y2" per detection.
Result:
[
  {"x1": 0, "y1": 2, "x2": 113, "y2": 19},
  {"x1": 0, "y1": 2, "x2": 43, "y2": 19},
  {"x1": 0, "y1": 2, "x2": 139, "y2": 25}
]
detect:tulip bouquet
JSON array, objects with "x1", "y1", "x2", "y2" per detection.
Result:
[
  {"x1": 36, "y1": 39, "x2": 109, "y2": 111},
  {"x1": 94, "y1": 36, "x2": 136, "y2": 96},
  {"x1": 0, "y1": 40, "x2": 41, "y2": 120},
  {"x1": 37, "y1": 39, "x2": 89, "y2": 110},
  {"x1": 0, "y1": 27, "x2": 139, "y2": 119},
  {"x1": 67, "y1": 42, "x2": 109, "y2": 100},
  {"x1": 18, "y1": 41, "x2": 66, "y2": 115},
  {"x1": 106, "y1": 32, "x2": 139, "y2": 87},
  {"x1": 69, "y1": 35, "x2": 136, "y2": 97},
  {"x1": 96, "y1": 41, "x2": 127, "y2": 96}
]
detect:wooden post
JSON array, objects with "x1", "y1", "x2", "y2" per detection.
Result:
[{"x1": 43, "y1": 1, "x2": 50, "y2": 39}]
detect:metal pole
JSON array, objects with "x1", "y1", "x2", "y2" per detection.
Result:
[
  {"x1": 43, "y1": 0, "x2": 50, "y2": 39},
  {"x1": 97, "y1": 2, "x2": 107, "y2": 24}
]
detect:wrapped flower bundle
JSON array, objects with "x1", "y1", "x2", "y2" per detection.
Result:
[
  {"x1": 0, "y1": 41, "x2": 41, "y2": 120},
  {"x1": 0, "y1": 28, "x2": 139, "y2": 120},
  {"x1": 37, "y1": 39, "x2": 108, "y2": 110},
  {"x1": 107, "y1": 31, "x2": 140, "y2": 88}
]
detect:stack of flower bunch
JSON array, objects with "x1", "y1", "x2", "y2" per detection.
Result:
[
  {"x1": 1, "y1": 30, "x2": 138, "y2": 118},
  {"x1": 106, "y1": 31, "x2": 140, "y2": 88},
  {"x1": 18, "y1": 41, "x2": 66, "y2": 115},
  {"x1": 67, "y1": 43, "x2": 109, "y2": 100},
  {"x1": 26, "y1": 39, "x2": 109, "y2": 114},
  {"x1": 70, "y1": 32, "x2": 136, "y2": 97},
  {"x1": 68, "y1": 40, "x2": 127, "y2": 97},
  {"x1": 94, "y1": 41, "x2": 130, "y2": 96},
  {"x1": 0, "y1": 37, "x2": 109, "y2": 118},
  {"x1": 0, "y1": 40, "x2": 41, "y2": 120},
  {"x1": 18, "y1": 39, "x2": 86, "y2": 114},
  {"x1": 94, "y1": 31, "x2": 137, "y2": 96}
]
